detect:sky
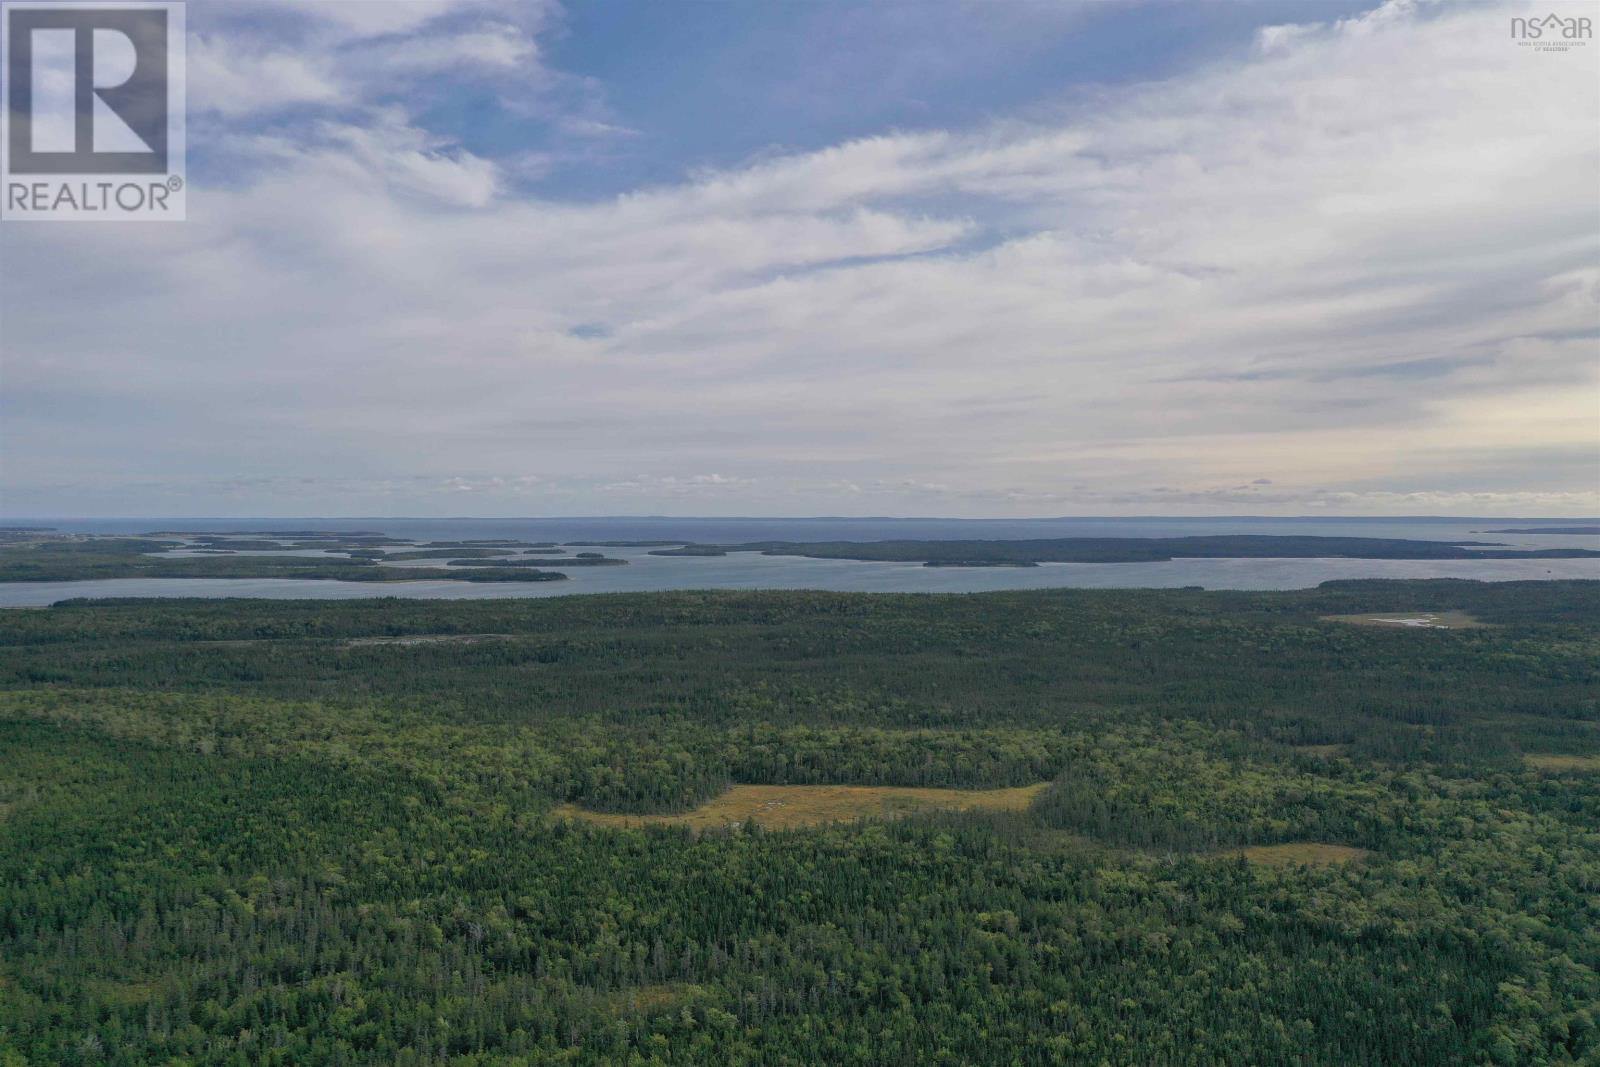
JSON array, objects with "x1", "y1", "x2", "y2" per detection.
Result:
[{"x1": 1, "y1": 0, "x2": 1597, "y2": 519}]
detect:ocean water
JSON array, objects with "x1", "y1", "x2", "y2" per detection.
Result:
[
  {"x1": 20, "y1": 514, "x2": 1600, "y2": 549},
  {"x1": 1, "y1": 516, "x2": 1595, "y2": 606}
]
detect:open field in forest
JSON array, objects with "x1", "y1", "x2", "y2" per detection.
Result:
[
  {"x1": 344, "y1": 633, "x2": 513, "y2": 647},
  {"x1": 1233, "y1": 843, "x2": 1373, "y2": 867},
  {"x1": 554, "y1": 782, "x2": 1048, "y2": 830},
  {"x1": 1291, "y1": 743, "x2": 1347, "y2": 758},
  {"x1": 602, "y1": 983, "x2": 709, "y2": 1015},
  {"x1": 1320, "y1": 610, "x2": 1487, "y2": 629},
  {"x1": 1525, "y1": 754, "x2": 1600, "y2": 772}
]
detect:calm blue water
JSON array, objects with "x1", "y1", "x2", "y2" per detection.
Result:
[{"x1": 2, "y1": 516, "x2": 1595, "y2": 606}]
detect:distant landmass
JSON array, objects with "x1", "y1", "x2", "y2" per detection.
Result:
[
  {"x1": 683, "y1": 534, "x2": 1600, "y2": 565},
  {"x1": 1482, "y1": 527, "x2": 1600, "y2": 535},
  {"x1": 0, "y1": 534, "x2": 568, "y2": 583},
  {"x1": 3, "y1": 530, "x2": 1596, "y2": 585}
]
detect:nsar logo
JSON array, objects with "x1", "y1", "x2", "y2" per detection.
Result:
[{"x1": 1510, "y1": 12, "x2": 1592, "y2": 50}]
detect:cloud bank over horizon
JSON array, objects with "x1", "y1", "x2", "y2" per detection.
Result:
[{"x1": 2, "y1": 0, "x2": 1597, "y2": 518}]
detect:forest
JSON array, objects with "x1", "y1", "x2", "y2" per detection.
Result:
[{"x1": 0, "y1": 579, "x2": 1596, "y2": 1065}]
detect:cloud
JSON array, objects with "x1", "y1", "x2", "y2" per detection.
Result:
[
  {"x1": 370, "y1": 24, "x2": 539, "y2": 73},
  {"x1": 186, "y1": 0, "x2": 552, "y2": 119},
  {"x1": 2, "y1": 0, "x2": 1597, "y2": 517},
  {"x1": 189, "y1": 34, "x2": 342, "y2": 118},
  {"x1": 315, "y1": 114, "x2": 503, "y2": 207},
  {"x1": 265, "y1": 1, "x2": 470, "y2": 41}
]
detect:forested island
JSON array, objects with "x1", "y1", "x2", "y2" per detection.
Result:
[
  {"x1": 418, "y1": 540, "x2": 560, "y2": 549},
  {"x1": 5, "y1": 533, "x2": 1594, "y2": 587},
  {"x1": 0, "y1": 537, "x2": 568, "y2": 582},
  {"x1": 381, "y1": 548, "x2": 519, "y2": 561},
  {"x1": 445, "y1": 556, "x2": 626, "y2": 568},
  {"x1": 0, "y1": 579, "x2": 1595, "y2": 1064}
]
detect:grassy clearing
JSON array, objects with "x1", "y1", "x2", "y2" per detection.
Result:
[
  {"x1": 1321, "y1": 611, "x2": 1487, "y2": 630},
  {"x1": 555, "y1": 782, "x2": 1047, "y2": 831},
  {"x1": 1232, "y1": 843, "x2": 1372, "y2": 867},
  {"x1": 1525, "y1": 754, "x2": 1600, "y2": 772},
  {"x1": 343, "y1": 633, "x2": 515, "y2": 647},
  {"x1": 89, "y1": 978, "x2": 161, "y2": 1008},
  {"x1": 603, "y1": 983, "x2": 710, "y2": 1015}
]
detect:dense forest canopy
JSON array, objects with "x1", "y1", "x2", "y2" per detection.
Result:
[{"x1": 0, "y1": 580, "x2": 1596, "y2": 1065}]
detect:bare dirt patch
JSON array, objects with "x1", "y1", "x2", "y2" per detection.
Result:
[
  {"x1": 1321, "y1": 611, "x2": 1487, "y2": 630},
  {"x1": 555, "y1": 782, "x2": 1047, "y2": 831},
  {"x1": 1231, "y1": 843, "x2": 1372, "y2": 867},
  {"x1": 1525, "y1": 754, "x2": 1600, "y2": 772}
]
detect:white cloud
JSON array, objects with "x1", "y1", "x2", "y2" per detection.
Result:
[
  {"x1": 211, "y1": 1, "x2": 532, "y2": 44},
  {"x1": 187, "y1": 1, "x2": 551, "y2": 118},
  {"x1": 189, "y1": 34, "x2": 341, "y2": 117},
  {"x1": 376, "y1": 24, "x2": 538, "y2": 72},
  {"x1": 2, "y1": 0, "x2": 1597, "y2": 517},
  {"x1": 317, "y1": 114, "x2": 503, "y2": 207},
  {"x1": 279, "y1": 1, "x2": 470, "y2": 41}
]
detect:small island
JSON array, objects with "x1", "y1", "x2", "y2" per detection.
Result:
[
  {"x1": 381, "y1": 548, "x2": 518, "y2": 561},
  {"x1": 566, "y1": 540, "x2": 687, "y2": 548},
  {"x1": 418, "y1": 540, "x2": 559, "y2": 549},
  {"x1": 448, "y1": 555, "x2": 626, "y2": 568}
]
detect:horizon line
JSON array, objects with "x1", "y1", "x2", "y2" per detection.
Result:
[{"x1": 5, "y1": 514, "x2": 1598, "y2": 524}]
